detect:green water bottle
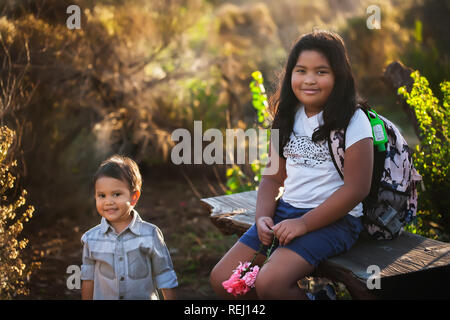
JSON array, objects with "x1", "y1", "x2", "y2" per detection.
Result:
[{"x1": 367, "y1": 109, "x2": 388, "y2": 152}]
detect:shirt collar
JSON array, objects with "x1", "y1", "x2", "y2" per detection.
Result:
[
  {"x1": 100, "y1": 209, "x2": 142, "y2": 236},
  {"x1": 127, "y1": 209, "x2": 142, "y2": 235},
  {"x1": 300, "y1": 105, "x2": 324, "y2": 127},
  {"x1": 300, "y1": 104, "x2": 323, "y2": 119}
]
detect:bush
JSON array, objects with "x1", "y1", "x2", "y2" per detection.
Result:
[
  {"x1": 0, "y1": 126, "x2": 39, "y2": 299},
  {"x1": 226, "y1": 71, "x2": 269, "y2": 194},
  {"x1": 398, "y1": 71, "x2": 449, "y2": 240}
]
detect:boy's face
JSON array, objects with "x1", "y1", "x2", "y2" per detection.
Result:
[{"x1": 95, "y1": 176, "x2": 140, "y2": 229}]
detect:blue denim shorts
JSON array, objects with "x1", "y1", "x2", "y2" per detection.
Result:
[{"x1": 239, "y1": 198, "x2": 364, "y2": 267}]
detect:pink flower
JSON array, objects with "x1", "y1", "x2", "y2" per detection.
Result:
[
  {"x1": 222, "y1": 274, "x2": 249, "y2": 297},
  {"x1": 233, "y1": 278, "x2": 250, "y2": 296},
  {"x1": 222, "y1": 261, "x2": 260, "y2": 296},
  {"x1": 242, "y1": 265, "x2": 259, "y2": 287},
  {"x1": 235, "y1": 261, "x2": 250, "y2": 274},
  {"x1": 222, "y1": 273, "x2": 240, "y2": 295}
]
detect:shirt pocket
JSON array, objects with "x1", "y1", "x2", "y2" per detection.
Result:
[
  {"x1": 127, "y1": 247, "x2": 150, "y2": 280},
  {"x1": 91, "y1": 251, "x2": 116, "y2": 280}
]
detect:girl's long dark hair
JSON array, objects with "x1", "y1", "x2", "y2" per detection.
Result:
[{"x1": 271, "y1": 30, "x2": 368, "y2": 156}]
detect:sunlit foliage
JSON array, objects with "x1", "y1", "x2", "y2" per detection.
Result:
[
  {"x1": 0, "y1": 126, "x2": 39, "y2": 299},
  {"x1": 226, "y1": 71, "x2": 269, "y2": 194},
  {"x1": 398, "y1": 71, "x2": 449, "y2": 240}
]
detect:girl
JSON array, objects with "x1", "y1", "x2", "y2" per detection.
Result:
[{"x1": 210, "y1": 30, "x2": 374, "y2": 300}]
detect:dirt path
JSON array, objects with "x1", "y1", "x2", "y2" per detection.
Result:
[{"x1": 19, "y1": 170, "x2": 236, "y2": 300}]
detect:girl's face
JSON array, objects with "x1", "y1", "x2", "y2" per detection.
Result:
[
  {"x1": 291, "y1": 50, "x2": 335, "y2": 115},
  {"x1": 95, "y1": 176, "x2": 140, "y2": 231}
]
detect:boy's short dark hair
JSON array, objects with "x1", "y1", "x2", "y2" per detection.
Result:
[{"x1": 93, "y1": 155, "x2": 142, "y2": 192}]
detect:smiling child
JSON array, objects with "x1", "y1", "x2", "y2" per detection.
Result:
[{"x1": 80, "y1": 155, "x2": 178, "y2": 300}]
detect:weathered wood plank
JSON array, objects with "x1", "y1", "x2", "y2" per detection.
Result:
[
  {"x1": 201, "y1": 190, "x2": 257, "y2": 235},
  {"x1": 325, "y1": 232, "x2": 450, "y2": 281},
  {"x1": 201, "y1": 191, "x2": 450, "y2": 286}
]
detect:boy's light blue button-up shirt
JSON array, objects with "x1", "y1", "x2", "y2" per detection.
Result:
[{"x1": 81, "y1": 210, "x2": 178, "y2": 300}]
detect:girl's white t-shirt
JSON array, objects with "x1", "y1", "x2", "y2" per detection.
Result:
[{"x1": 281, "y1": 105, "x2": 373, "y2": 217}]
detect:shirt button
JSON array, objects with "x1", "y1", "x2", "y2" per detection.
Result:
[
  {"x1": 119, "y1": 257, "x2": 123, "y2": 261},
  {"x1": 120, "y1": 276, "x2": 125, "y2": 281}
]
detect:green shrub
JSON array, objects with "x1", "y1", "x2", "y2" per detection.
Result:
[
  {"x1": 0, "y1": 126, "x2": 39, "y2": 299},
  {"x1": 398, "y1": 71, "x2": 449, "y2": 240},
  {"x1": 225, "y1": 71, "x2": 269, "y2": 194}
]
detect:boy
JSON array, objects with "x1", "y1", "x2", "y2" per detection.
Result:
[{"x1": 81, "y1": 155, "x2": 177, "y2": 300}]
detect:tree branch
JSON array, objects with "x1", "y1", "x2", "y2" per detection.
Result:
[{"x1": 383, "y1": 61, "x2": 420, "y2": 139}]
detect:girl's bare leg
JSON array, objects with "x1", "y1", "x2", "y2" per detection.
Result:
[
  {"x1": 255, "y1": 247, "x2": 315, "y2": 300},
  {"x1": 210, "y1": 241, "x2": 266, "y2": 299}
]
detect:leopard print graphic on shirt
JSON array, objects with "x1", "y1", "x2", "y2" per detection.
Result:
[{"x1": 283, "y1": 134, "x2": 331, "y2": 168}]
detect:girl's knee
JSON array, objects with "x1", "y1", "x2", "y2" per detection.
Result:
[
  {"x1": 255, "y1": 268, "x2": 285, "y2": 299},
  {"x1": 210, "y1": 261, "x2": 234, "y2": 298},
  {"x1": 254, "y1": 275, "x2": 270, "y2": 299},
  {"x1": 256, "y1": 272, "x2": 306, "y2": 300},
  {"x1": 209, "y1": 263, "x2": 223, "y2": 291},
  {"x1": 255, "y1": 254, "x2": 311, "y2": 299}
]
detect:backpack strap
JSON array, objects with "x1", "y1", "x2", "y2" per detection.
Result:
[
  {"x1": 328, "y1": 129, "x2": 345, "y2": 179},
  {"x1": 328, "y1": 107, "x2": 387, "y2": 207}
]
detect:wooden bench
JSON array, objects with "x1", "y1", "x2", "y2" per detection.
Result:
[{"x1": 201, "y1": 190, "x2": 450, "y2": 299}]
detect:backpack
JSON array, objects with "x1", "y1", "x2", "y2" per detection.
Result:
[{"x1": 328, "y1": 107, "x2": 422, "y2": 240}]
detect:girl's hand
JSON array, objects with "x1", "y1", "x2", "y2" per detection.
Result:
[
  {"x1": 272, "y1": 218, "x2": 308, "y2": 246},
  {"x1": 256, "y1": 216, "x2": 274, "y2": 246}
]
